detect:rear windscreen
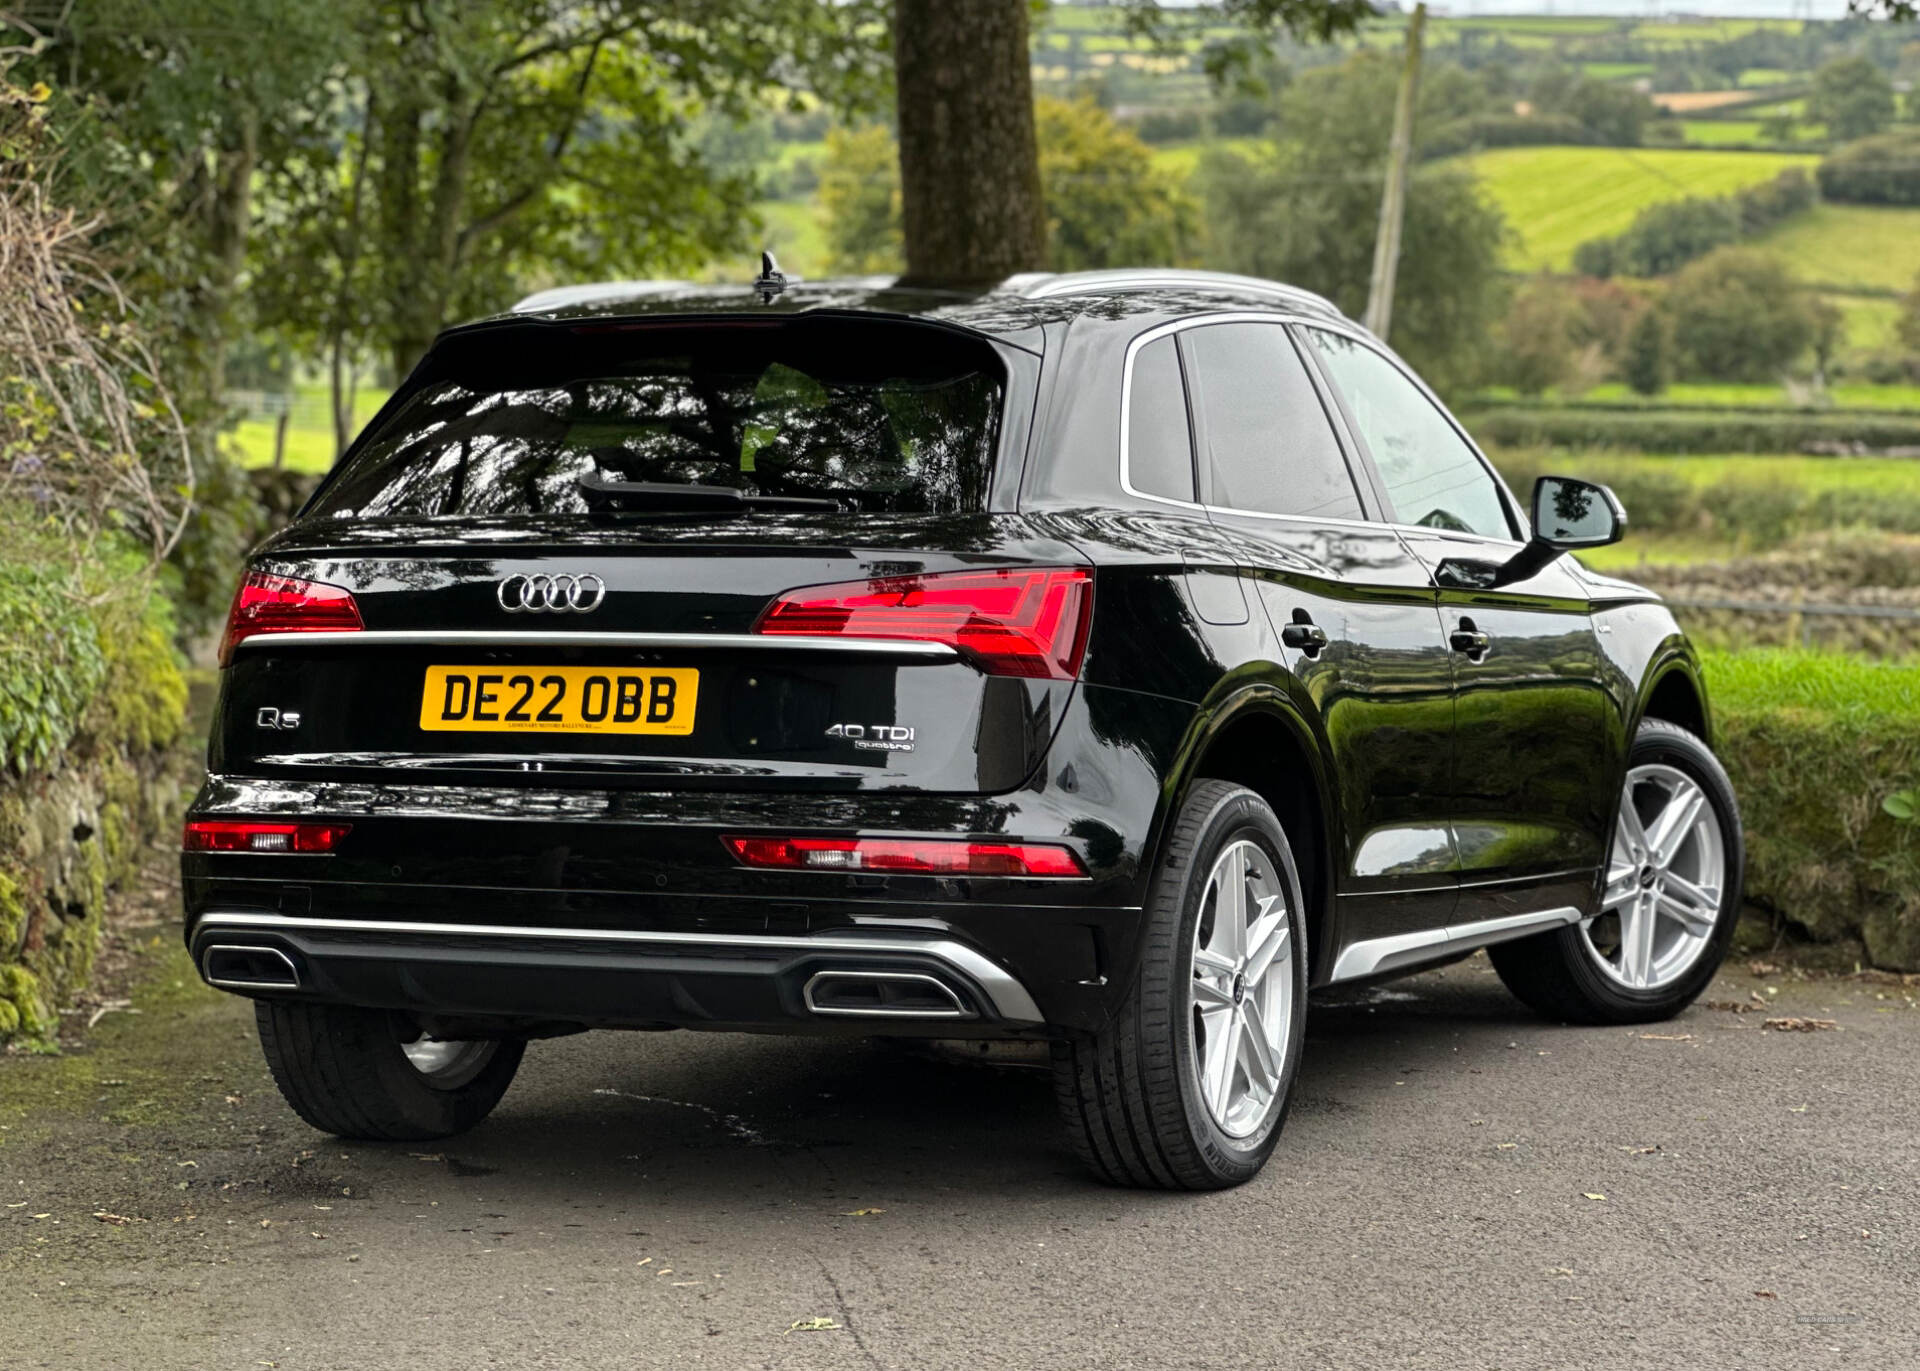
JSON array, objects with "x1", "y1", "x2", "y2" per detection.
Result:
[{"x1": 308, "y1": 318, "x2": 1006, "y2": 519}]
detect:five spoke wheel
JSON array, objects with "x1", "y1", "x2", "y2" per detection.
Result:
[
  {"x1": 1583, "y1": 762, "x2": 1725, "y2": 991},
  {"x1": 1190, "y1": 839, "x2": 1294, "y2": 1138}
]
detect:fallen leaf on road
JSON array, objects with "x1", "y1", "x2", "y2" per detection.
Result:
[
  {"x1": 635, "y1": 1257, "x2": 653, "y2": 1267},
  {"x1": 671, "y1": 1280, "x2": 703, "y2": 1287},
  {"x1": 1583, "y1": 1193, "x2": 1607, "y2": 1201},
  {"x1": 91, "y1": 1211, "x2": 142, "y2": 1225},
  {"x1": 1638, "y1": 1033, "x2": 1692, "y2": 1041},
  {"x1": 224, "y1": 1094, "x2": 243, "y2": 1105},
  {"x1": 1754, "y1": 1290, "x2": 1777, "y2": 1299},
  {"x1": 1548, "y1": 1267, "x2": 1574, "y2": 1277},
  {"x1": 1496, "y1": 1142, "x2": 1517, "y2": 1150},
  {"x1": 786, "y1": 1317, "x2": 840, "y2": 1334},
  {"x1": 410, "y1": 1153, "x2": 445, "y2": 1163},
  {"x1": 1748, "y1": 961, "x2": 1781, "y2": 977},
  {"x1": 1763, "y1": 1017, "x2": 1838, "y2": 1033},
  {"x1": 1705, "y1": 1000, "x2": 1759, "y2": 1014},
  {"x1": 841, "y1": 1208, "x2": 885, "y2": 1217},
  {"x1": 1619, "y1": 1145, "x2": 1660, "y2": 1155},
  {"x1": 1788, "y1": 1105, "x2": 1809, "y2": 1113}
]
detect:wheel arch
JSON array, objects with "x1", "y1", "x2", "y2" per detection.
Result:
[
  {"x1": 1635, "y1": 649, "x2": 1713, "y2": 749},
  {"x1": 1158, "y1": 678, "x2": 1340, "y2": 985}
]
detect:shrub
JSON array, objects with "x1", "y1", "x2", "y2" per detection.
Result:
[
  {"x1": 1498, "y1": 277, "x2": 1581, "y2": 397},
  {"x1": 1665, "y1": 248, "x2": 1816, "y2": 383},
  {"x1": 1622, "y1": 307, "x2": 1668, "y2": 397},
  {"x1": 1705, "y1": 649, "x2": 1920, "y2": 968},
  {"x1": 1419, "y1": 112, "x2": 1590, "y2": 160},
  {"x1": 1817, "y1": 131, "x2": 1920, "y2": 207}
]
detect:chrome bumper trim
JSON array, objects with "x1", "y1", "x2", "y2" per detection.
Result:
[
  {"x1": 191, "y1": 911, "x2": 1044, "y2": 1024},
  {"x1": 233, "y1": 630, "x2": 959, "y2": 659}
]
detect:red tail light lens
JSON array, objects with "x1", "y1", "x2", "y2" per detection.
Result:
[
  {"x1": 723, "y1": 834, "x2": 1086, "y2": 878},
  {"x1": 184, "y1": 820, "x2": 351, "y2": 854},
  {"x1": 219, "y1": 571, "x2": 363, "y2": 666},
  {"x1": 753, "y1": 567, "x2": 1092, "y2": 680}
]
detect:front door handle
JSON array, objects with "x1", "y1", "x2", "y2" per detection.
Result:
[
  {"x1": 1281, "y1": 613, "x2": 1328, "y2": 656},
  {"x1": 1449, "y1": 618, "x2": 1491, "y2": 661}
]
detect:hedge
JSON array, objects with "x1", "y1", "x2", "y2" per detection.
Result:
[
  {"x1": 1488, "y1": 449, "x2": 1920, "y2": 543},
  {"x1": 1816, "y1": 131, "x2": 1920, "y2": 207},
  {"x1": 1706, "y1": 650, "x2": 1920, "y2": 968},
  {"x1": 1467, "y1": 406, "x2": 1920, "y2": 455}
]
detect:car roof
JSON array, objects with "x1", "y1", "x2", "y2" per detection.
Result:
[{"x1": 494, "y1": 269, "x2": 1354, "y2": 349}]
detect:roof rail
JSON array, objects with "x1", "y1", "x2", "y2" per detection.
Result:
[
  {"x1": 511, "y1": 280, "x2": 699, "y2": 314},
  {"x1": 1017, "y1": 269, "x2": 1343, "y2": 319}
]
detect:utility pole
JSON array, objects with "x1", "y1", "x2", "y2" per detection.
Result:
[{"x1": 1363, "y1": 3, "x2": 1428, "y2": 341}]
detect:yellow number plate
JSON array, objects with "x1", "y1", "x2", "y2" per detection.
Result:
[{"x1": 419, "y1": 665, "x2": 698, "y2": 736}]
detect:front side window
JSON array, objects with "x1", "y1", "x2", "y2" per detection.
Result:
[
  {"x1": 1304, "y1": 329, "x2": 1513, "y2": 540},
  {"x1": 1180, "y1": 322, "x2": 1363, "y2": 522}
]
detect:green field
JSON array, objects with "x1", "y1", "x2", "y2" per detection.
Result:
[
  {"x1": 230, "y1": 385, "x2": 390, "y2": 473},
  {"x1": 1461, "y1": 145, "x2": 1820, "y2": 271},
  {"x1": 1753, "y1": 204, "x2": 1920, "y2": 295}
]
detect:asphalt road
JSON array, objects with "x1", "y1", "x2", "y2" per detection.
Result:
[{"x1": 5, "y1": 933, "x2": 1917, "y2": 1371}]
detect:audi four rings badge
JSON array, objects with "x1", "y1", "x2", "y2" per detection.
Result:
[{"x1": 497, "y1": 573, "x2": 606, "y2": 614}]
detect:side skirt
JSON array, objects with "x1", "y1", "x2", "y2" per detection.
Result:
[{"x1": 1327, "y1": 906, "x2": 1584, "y2": 983}]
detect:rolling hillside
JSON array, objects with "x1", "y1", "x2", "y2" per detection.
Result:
[{"x1": 1461, "y1": 146, "x2": 1821, "y2": 272}]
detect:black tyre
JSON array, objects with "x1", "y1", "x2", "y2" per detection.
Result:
[
  {"x1": 1053, "y1": 780, "x2": 1309, "y2": 1190},
  {"x1": 255, "y1": 1001, "x2": 525, "y2": 1141},
  {"x1": 1491, "y1": 718, "x2": 1744, "y2": 1025}
]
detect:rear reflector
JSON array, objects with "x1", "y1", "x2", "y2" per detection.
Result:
[
  {"x1": 753, "y1": 567, "x2": 1092, "y2": 680},
  {"x1": 219, "y1": 571, "x2": 363, "y2": 666},
  {"x1": 723, "y1": 834, "x2": 1086, "y2": 878},
  {"x1": 184, "y1": 820, "x2": 351, "y2": 854}
]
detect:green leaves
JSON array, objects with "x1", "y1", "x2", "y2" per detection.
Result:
[{"x1": 1885, "y1": 790, "x2": 1919, "y2": 824}]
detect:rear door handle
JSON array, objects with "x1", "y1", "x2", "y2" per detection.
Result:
[
  {"x1": 1281, "y1": 614, "x2": 1328, "y2": 656},
  {"x1": 1449, "y1": 618, "x2": 1491, "y2": 660}
]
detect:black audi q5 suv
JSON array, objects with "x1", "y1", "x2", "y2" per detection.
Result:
[{"x1": 185, "y1": 267, "x2": 1742, "y2": 1189}]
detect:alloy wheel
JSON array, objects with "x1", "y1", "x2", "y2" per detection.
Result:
[
  {"x1": 401, "y1": 1035, "x2": 497, "y2": 1088},
  {"x1": 1190, "y1": 839, "x2": 1294, "y2": 1138},
  {"x1": 1582, "y1": 763, "x2": 1725, "y2": 991}
]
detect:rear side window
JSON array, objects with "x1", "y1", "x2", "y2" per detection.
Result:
[
  {"x1": 1180, "y1": 322, "x2": 1363, "y2": 522},
  {"x1": 309, "y1": 319, "x2": 1005, "y2": 519},
  {"x1": 1125, "y1": 335, "x2": 1196, "y2": 503}
]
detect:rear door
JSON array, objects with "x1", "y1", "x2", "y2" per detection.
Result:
[
  {"x1": 215, "y1": 314, "x2": 1088, "y2": 796},
  {"x1": 1299, "y1": 326, "x2": 1617, "y2": 922},
  {"x1": 1173, "y1": 318, "x2": 1460, "y2": 941}
]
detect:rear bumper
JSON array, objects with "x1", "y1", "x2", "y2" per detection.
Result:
[{"x1": 189, "y1": 911, "x2": 1046, "y2": 1035}]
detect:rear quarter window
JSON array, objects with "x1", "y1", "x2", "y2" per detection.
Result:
[{"x1": 310, "y1": 319, "x2": 1007, "y2": 519}]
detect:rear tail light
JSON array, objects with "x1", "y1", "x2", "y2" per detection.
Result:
[
  {"x1": 723, "y1": 834, "x2": 1086, "y2": 878},
  {"x1": 753, "y1": 567, "x2": 1092, "y2": 680},
  {"x1": 184, "y1": 820, "x2": 351, "y2": 854},
  {"x1": 219, "y1": 571, "x2": 363, "y2": 666}
]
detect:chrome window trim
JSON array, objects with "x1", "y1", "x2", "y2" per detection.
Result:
[
  {"x1": 191, "y1": 911, "x2": 1044, "y2": 1023},
  {"x1": 1327, "y1": 905, "x2": 1583, "y2": 982},
  {"x1": 234, "y1": 630, "x2": 960, "y2": 659},
  {"x1": 1119, "y1": 311, "x2": 1380, "y2": 529}
]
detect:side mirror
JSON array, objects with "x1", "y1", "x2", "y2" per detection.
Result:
[{"x1": 1531, "y1": 476, "x2": 1626, "y2": 551}]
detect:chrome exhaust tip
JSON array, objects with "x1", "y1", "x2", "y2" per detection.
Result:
[
  {"x1": 803, "y1": 969, "x2": 972, "y2": 1019},
  {"x1": 201, "y1": 944, "x2": 301, "y2": 991}
]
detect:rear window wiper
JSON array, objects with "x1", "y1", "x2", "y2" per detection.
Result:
[{"x1": 577, "y1": 474, "x2": 844, "y2": 514}]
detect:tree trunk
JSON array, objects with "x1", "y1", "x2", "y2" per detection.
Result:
[{"x1": 892, "y1": 0, "x2": 1046, "y2": 284}]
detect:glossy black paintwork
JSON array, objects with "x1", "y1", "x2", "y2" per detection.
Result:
[{"x1": 186, "y1": 280, "x2": 1714, "y2": 1035}]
